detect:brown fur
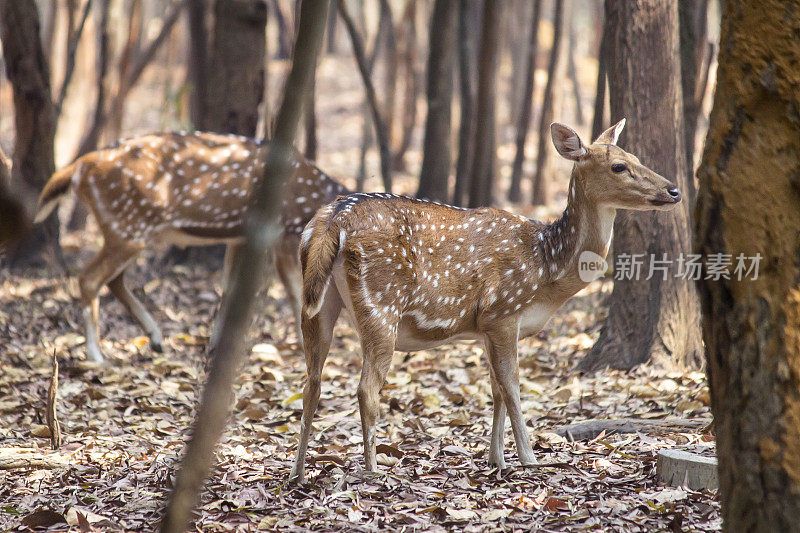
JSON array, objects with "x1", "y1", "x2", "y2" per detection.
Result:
[
  {"x1": 290, "y1": 121, "x2": 683, "y2": 479},
  {"x1": 35, "y1": 132, "x2": 349, "y2": 362}
]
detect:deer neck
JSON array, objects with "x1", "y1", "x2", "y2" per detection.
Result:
[{"x1": 535, "y1": 166, "x2": 616, "y2": 290}]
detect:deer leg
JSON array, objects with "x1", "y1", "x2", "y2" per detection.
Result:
[
  {"x1": 275, "y1": 249, "x2": 304, "y2": 349},
  {"x1": 357, "y1": 332, "x2": 396, "y2": 472},
  {"x1": 484, "y1": 329, "x2": 538, "y2": 466},
  {"x1": 290, "y1": 289, "x2": 342, "y2": 481},
  {"x1": 78, "y1": 242, "x2": 144, "y2": 362},
  {"x1": 487, "y1": 367, "x2": 508, "y2": 469},
  {"x1": 107, "y1": 269, "x2": 163, "y2": 352}
]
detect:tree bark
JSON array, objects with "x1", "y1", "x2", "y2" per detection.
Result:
[
  {"x1": 452, "y1": 0, "x2": 478, "y2": 206},
  {"x1": 466, "y1": 0, "x2": 501, "y2": 208},
  {"x1": 590, "y1": 0, "x2": 611, "y2": 141},
  {"x1": 205, "y1": 0, "x2": 267, "y2": 136},
  {"x1": 186, "y1": 0, "x2": 210, "y2": 129},
  {"x1": 159, "y1": 1, "x2": 330, "y2": 531},
  {"x1": 530, "y1": 0, "x2": 564, "y2": 206},
  {"x1": 0, "y1": 0, "x2": 60, "y2": 265},
  {"x1": 507, "y1": 0, "x2": 541, "y2": 203},
  {"x1": 580, "y1": 0, "x2": 702, "y2": 371},
  {"x1": 338, "y1": 0, "x2": 393, "y2": 193},
  {"x1": 0, "y1": 149, "x2": 29, "y2": 252},
  {"x1": 695, "y1": 1, "x2": 800, "y2": 529},
  {"x1": 391, "y1": 0, "x2": 419, "y2": 171},
  {"x1": 415, "y1": 0, "x2": 456, "y2": 202},
  {"x1": 678, "y1": 0, "x2": 707, "y2": 204},
  {"x1": 55, "y1": 0, "x2": 93, "y2": 116}
]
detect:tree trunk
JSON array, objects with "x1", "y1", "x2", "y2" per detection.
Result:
[
  {"x1": 304, "y1": 75, "x2": 317, "y2": 159},
  {"x1": 566, "y1": 12, "x2": 583, "y2": 126},
  {"x1": 590, "y1": 0, "x2": 611, "y2": 141},
  {"x1": 415, "y1": 0, "x2": 456, "y2": 202},
  {"x1": 0, "y1": 0, "x2": 60, "y2": 265},
  {"x1": 466, "y1": 0, "x2": 501, "y2": 208},
  {"x1": 187, "y1": 0, "x2": 210, "y2": 129},
  {"x1": 391, "y1": 0, "x2": 419, "y2": 171},
  {"x1": 452, "y1": 0, "x2": 478, "y2": 206},
  {"x1": 338, "y1": 0, "x2": 393, "y2": 193},
  {"x1": 507, "y1": 0, "x2": 542, "y2": 203},
  {"x1": 205, "y1": 0, "x2": 267, "y2": 136},
  {"x1": 695, "y1": 1, "x2": 800, "y2": 530},
  {"x1": 379, "y1": 0, "x2": 397, "y2": 162},
  {"x1": 160, "y1": 2, "x2": 330, "y2": 530},
  {"x1": 0, "y1": 149, "x2": 29, "y2": 252},
  {"x1": 580, "y1": 0, "x2": 702, "y2": 371},
  {"x1": 529, "y1": 0, "x2": 564, "y2": 206},
  {"x1": 678, "y1": 0, "x2": 707, "y2": 204}
]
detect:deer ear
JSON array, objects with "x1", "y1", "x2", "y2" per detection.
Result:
[
  {"x1": 594, "y1": 118, "x2": 626, "y2": 145},
  {"x1": 550, "y1": 123, "x2": 586, "y2": 161}
]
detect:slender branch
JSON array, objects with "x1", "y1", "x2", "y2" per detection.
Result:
[
  {"x1": 159, "y1": 1, "x2": 330, "y2": 531},
  {"x1": 56, "y1": 0, "x2": 93, "y2": 116},
  {"x1": 338, "y1": 0, "x2": 393, "y2": 193}
]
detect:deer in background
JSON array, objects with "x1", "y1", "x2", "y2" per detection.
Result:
[
  {"x1": 290, "y1": 120, "x2": 683, "y2": 479},
  {"x1": 35, "y1": 132, "x2": 349, "y2": 362}
]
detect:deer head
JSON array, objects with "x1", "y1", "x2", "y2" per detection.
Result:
[{"x1": 551, "y1": 119, "x2": 682, "y2": 211}]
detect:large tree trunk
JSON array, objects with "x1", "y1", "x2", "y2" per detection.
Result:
[
  {"x1": 466, "y1": 0, "x2": 501, "y2": 208},
  {"x1": 415, "y1": 0, "x2": 456, "y2": 202},
  {"x1": 507, "y1": 0, "x2": 541, "y2": 203},
  {"x1": 0, "y1": 0, "x2": 60, "y2": 265},
  {"x1": 205, "y1": 0, "x2": 267, "y2": 136},
  {"x1": 678, "y1": 0, "x2": 707, "y2": 204},
  {"x1": 451, "y1": 0, "x2": 478, "y2": 206},
  {"x1": 695, "y1": 1, "x2": 800, "y2": 530},
  {"x1": 529, "y1": 0, "x2": 564, "y2": 206},
  {"x1": 580, "y1": 0, "x2": 702, "y2": 371}
]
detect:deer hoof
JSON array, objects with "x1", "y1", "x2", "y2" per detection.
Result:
[{"x1": 151, "y1": 340, "x2": 163, "y2": 353}]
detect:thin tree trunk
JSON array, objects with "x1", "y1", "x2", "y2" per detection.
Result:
[
  {"x1": 326, "y1": 0, "x2": 338, "y2": 54},
  {"x1": 159, "y1": 1, "x2": 330, "y2": 531},
  {"x1": 580, "y1": 0, "x2": 702, "y2": 371},
  {"x1": 338, "y1": 0, "x2": 393, "y2": 193},
  {"x1": 187, "y1": 0, "x2": 209, "y2": 129},
  {"x1": 415, "y1": 0, "x2": 456, "y2": 202},
  {"x1": 0, "y1": 0, "x2": 60, "y2": 265},
  {"x1": 466, "y1": 0, "x2": 501, "y2": 208},
  {"x1": 590, "y1": 0, "x2": 611, "y2": 141},
  {"x1": 452, "y1": 0, "x2": 478, "y2": 206},
  {"x1": 271, "y1": 0, "x2": 293, "y2": 59},
  {"x1": 107, "y1": 0, "x2": 143, "y2": 139},
  {"x1": 69, "y1": 0, "x2": 112, "y2": 231},
  {"x1": 530, "y1": 0, "x2": 564, "y2": 206},
  {"x1": 43, "y1": 0, "x2": 59, "y2": 65},
  {"x1": 507, "y1": 0, "x2": 542, "y2": 203},
  {"x1": 304, "y1": 75, "x2": 317, "y2": 159},
  {"x1": 678, "y1": 0, "x2": 707, "y2": 204},
  {"x1": 391, "y1": 0, "x2": 419, "y2": 171},
  {"x1": 566, "y1": 12, "x2": 583, "y2": 126},
  {"x1": 695, "y1": 2, "x2": 800, "y2": 529},
  {"x1": 55, "y1": 0, "x2": 93, "y2": 116},
  {"x1": 380, "y1": 0, "x2": 397, "y2": 159}
]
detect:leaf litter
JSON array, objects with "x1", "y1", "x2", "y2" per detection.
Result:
[{"x1": 0, "y1": 248, "x2": 720, "y2": 532}]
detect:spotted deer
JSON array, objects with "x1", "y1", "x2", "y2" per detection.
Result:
[
  {"x1": 35, "y1": 132, "x2": 349, "y2": 362},
  {"x1": 289, "y1": 120, "x2": 683, "y2": 479}
]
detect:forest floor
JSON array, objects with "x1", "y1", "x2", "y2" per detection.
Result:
[
  {"x1": 1, "y1": 50, "x2": 720, "y2": 531},
  {"x1": 0, "y1": 246, "x2": 719, "y2": 532}
]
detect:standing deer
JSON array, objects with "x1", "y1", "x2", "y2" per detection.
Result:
[
  {"x1": 290, "y1": 120, "x2": 683, "y2": 479},
  {"x1": 34, "y1": 132, "x2": 349, "y2": 362}
]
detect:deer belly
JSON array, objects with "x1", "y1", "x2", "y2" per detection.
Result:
[
  {"x1": 394, "y1": 322, "x2": 481, "y2": 352},
  {"x1": 517, "y1": 303, "x2": 555, "y2": 338}
]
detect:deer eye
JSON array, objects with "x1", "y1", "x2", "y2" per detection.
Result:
[{"x1": 611, "y1": 163, "x2": 627, "y2": 173}]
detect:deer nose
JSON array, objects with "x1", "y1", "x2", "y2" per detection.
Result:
[{"x1": 667, "y1": 186, "x2": 682, "y2": 202}]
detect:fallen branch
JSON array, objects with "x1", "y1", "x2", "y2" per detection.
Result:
[
  {"x1": 553, "y1": 417, "x2": 712, "y2": 442},
  {"x1": 0, "y1": 448, "x2": 68, "y2": 470},
  {"x1": 46, "y1": 351, "x2": 61, "y2": 449}
]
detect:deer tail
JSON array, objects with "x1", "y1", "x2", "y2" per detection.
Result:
[
  {"x1": 34, "y1": 161, "x2": 83, "y2": 223},
  {"x1": 299, "y1": 206, "x2": 342, "y2": 319}
]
